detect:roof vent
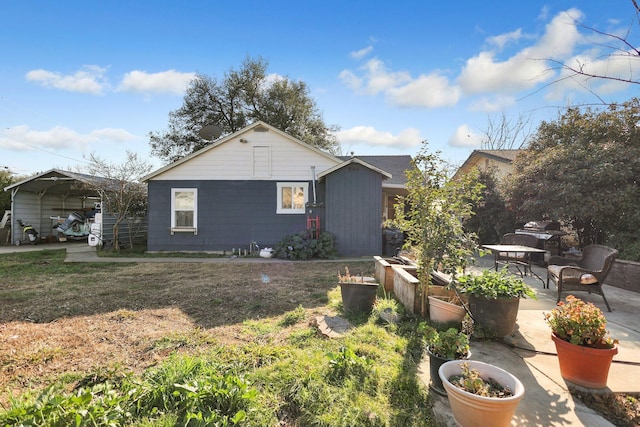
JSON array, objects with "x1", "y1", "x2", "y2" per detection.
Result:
[{"x1": 253, "y1": 124, "x2": 269, "y2": 132}]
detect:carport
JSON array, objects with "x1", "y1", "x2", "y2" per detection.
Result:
[{"x1": 3, "y1": 169, "x2": 101, "y2": 245}]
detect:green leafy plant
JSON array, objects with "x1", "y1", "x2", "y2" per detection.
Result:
[
  {"x1": 372, "y1": 293, "x2": 402, "y2": 325},
  {"x1": 426, "y1": 327, "x2": 470, "y2": 360},
  {"x1": 456, "y1": 268, "x2": 536, "y2": 299},
  {"x1": 448, "y1": 362, "x2": 513, "y2": 398},
  {"x1": 385, "y1": 142, "x2": 484, "y2": 315},
  {"x1": 279, "y1": 305, "x2": 307, "y2": 327},
  {"x1": 544, "y1": 295, "x2": 617, "y2": 349},
  {"x1": 273, "y1": 230, "x2": 337, "y2": 260}
]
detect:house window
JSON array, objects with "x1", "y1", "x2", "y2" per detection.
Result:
[
  {"x1": 171, "y1": 188, "x2": 197, "y2": 234},
  {"x1": 277, "y1": 182, "x2": 308, "y2": 214}
]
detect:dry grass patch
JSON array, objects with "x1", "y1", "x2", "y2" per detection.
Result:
[{"x1": 0, "y1": 250, "x2": 374, "y2": 407}]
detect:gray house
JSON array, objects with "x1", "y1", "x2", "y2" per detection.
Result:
[{"x1": 142, "y1": 121, "x2": 411, "y2": 257}]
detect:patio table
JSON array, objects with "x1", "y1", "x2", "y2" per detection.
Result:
[{"x1": 482, "y1": 244, "x2": 547, "y2": 285}]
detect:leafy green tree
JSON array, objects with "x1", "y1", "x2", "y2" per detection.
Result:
[
  {"x1": 464, "y1": 169, "x2": 517, "y2": 245},
  {"x1": 150, "y1": 56, "x2": 340, "y2": 163},
  {"x1": 0, "y1": 170, "x2": 15, "y2": 214},
  {"x1": 386, "y1": 142, "x2": 483, "y2": 314},
  {"x1": 504, "y1": 98, "x2": 640, "y2": 260}
]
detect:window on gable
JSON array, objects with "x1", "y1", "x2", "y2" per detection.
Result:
[
  {"x1": 276, "y1": 182, "x2": 308, "y2": 214},
  {"x1": 171, "y1": 188, "x2": 198, "y2": 234}
]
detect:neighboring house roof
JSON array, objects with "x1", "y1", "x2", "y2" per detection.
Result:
[
  {"x1": 3, "y1": 169, "x2": 106, "y2": 196},
  {"x1": 142, "y1": 121, "x2": 341, "y2": 182},
  {"x1": 452, "y1": 149, "x2": 522, "y2": 181}
]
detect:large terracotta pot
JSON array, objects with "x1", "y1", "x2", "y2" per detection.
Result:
[
  {"x1": 468, "y1": 295, "x2": 520, "y2": 338},
  {"x1": 551, "y1": 333, "x2": 618, "y2": 389},
  {"x1": 428, "y1": 296, "x2": 466, "y2": 324},
  {"x1": 439, "y1": 360, "x2": 525, "y2": 427}
]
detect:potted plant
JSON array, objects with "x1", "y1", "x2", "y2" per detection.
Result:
[
  {"x1": 372, "y1": 293, "x2": 402, "y2": 325},
  {"x1": 439, "y1": 360, "x2": 525, "y2": 427},
  {"x1": 424, "y1": 326, "x2": 471, "y2": 395},
  {"x1": 338, "y1": 267, "x2": 379, "y2": 313},
  {"x1": 544, "y1": 295, "x2": 618, "y2": 388},
  {"x1": 384, "y1": 144, "x2": 483, "y2": 317},
  {"x1": 457, "y1": 268, "x2": 536, "y2": 338}
]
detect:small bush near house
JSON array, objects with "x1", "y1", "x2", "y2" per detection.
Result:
[{"x1": 273, "y1": 230, "x2": 337, "y2": 260}]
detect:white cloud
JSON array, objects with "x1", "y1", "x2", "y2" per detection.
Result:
[
  {"x1": 25, "y1": 65, "x2": 108, "y2": 95},
  {"x1": 336, "y1": 126, "x2": 422, "y2": 149},
  {"x1": 0, "y1": 125, "x2": 136, "y2": 152},
  {"x1": 458, "y1": 9, "x2": 582, "y2": 95},
  {"x1": 448, "y1": 124, "x2": 483, "y2": 148},
  {"x1": 118, "y1": 70, "x2": 196, "y2": 94},
  {"x1": 468, "y1": 95, "x2": 516, "y2": 112},
  {"x1": 338, "y1": 69, "x2": 363, "y2": 91},
  {"x1": 388, "y1": 73, "x2": 460, "y2": 108},
  {"x1": 486, "y1": 29, "x2": 523, "y2": 51},
  {"x1": 349, "y1": 46, "x2": 373, "y2": 60},
  {"x1": 339, "y1": 58, "x2": 459, "y2": 108}
]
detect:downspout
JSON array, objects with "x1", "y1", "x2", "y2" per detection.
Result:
[{"x1": 311, "y1": 166, "x2": 317, "y2": 205}]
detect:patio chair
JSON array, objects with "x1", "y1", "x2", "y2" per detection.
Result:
[
  {"x1": 546, "y1": 244, "x2": 618, "y2": 312},
  {"x1": 495, "y1": 233, "x2": 541, "y2": 276}
]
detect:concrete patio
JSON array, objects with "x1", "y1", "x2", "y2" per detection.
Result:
[{"x1": 422, "y1": 256, "x2": 640, "y2": 427}]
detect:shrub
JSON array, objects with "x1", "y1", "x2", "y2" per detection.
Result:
[{"x1": 273, "y1": 230, "x2": 337, "y2": 260}]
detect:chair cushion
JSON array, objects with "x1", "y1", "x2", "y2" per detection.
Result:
[{"x1": 547, "y1": 265, "x2": 599, "y2": 285}]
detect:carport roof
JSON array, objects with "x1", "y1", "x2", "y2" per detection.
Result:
[{"x1": 3, "y1": 169, "x2": 104, "y2": 197}]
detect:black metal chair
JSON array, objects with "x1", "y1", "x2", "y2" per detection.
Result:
[{"x1": 546, "y1": 245, "x2": 618, "y2": 312}]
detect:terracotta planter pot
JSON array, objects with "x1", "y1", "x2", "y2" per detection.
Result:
[
  {"x1": 339, "y1": 282, "x2": 379, "y2": 312},
  {"x1": 551, "y1": 333, "x2": 618, "y2": 389},
  {"x1": 439, "y1": 360, "x2": 525, "y2": 427},
  {"x1": 428, "y1": 296, "x2": 466, "y2": 324}
]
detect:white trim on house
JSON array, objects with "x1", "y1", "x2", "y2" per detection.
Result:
[
  {"x1": 170, "y1": 188, "x2": 198, "y2": 235},
  {"x1": 276, "y1": 182, "x2": 308, "y2": 214}
]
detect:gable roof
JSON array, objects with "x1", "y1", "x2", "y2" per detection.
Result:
[
  {"x1": 338, "y1": 155, "x2": 412, "y2": 188},
  {"x1": 453, "y1": 149, "x2": 521, "y2": 180},
  {"x1": 142, "y1": 121, "x2": 341, "y2": 182},
  {"x1": 318, "y1": 157, "x2": 393, "y2": 181},
  {"x1": 3, "y1": 169, "x2": 105, "y2": 196}
]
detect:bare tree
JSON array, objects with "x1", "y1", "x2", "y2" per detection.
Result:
[
  {"x1": 481, "y1": 113, "x2": 533, "y2": 150},
  {"x1": 548, "y1": 1, "x2": 640, "y2": 93},
  {"x1": 83, "y1": 151, "x2": 152, "y2": 251}
]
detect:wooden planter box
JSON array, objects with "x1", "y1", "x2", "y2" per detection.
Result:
[
  {"x1": 392, "y1": 266, "x2": 462, "y2": 316},
  {"x1": 373, "y1": 256, "x2": 417, "y2": 292}
]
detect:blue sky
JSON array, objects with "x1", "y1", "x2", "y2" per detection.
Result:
[{"x1": 2, "y1": 1, "x2": 639, "y2": 176}]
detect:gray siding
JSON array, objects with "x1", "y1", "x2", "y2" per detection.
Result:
[
  {"x1": 324, "y1": 163, "x2": 383, "y2": 257},
  {"x1": 147, "y1": 180, "x2": 319, "y2": 252},
  {"x1": 10, "y1": 191, "x2": 89, "y2": 243}
]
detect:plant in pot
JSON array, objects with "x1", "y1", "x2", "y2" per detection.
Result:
[
  {"x1": 457, "y1": 268, "x2": 536, "y2": 338},
  {"x1": 424, "y1": 326, "x2": 471, "y2": 395},
  {"x1": 544, "y1": 294, "x2": 618, "y2": 389},
  {"x1": 384, "y1": 143, "x2": 483, "y2": 318},
  {"x1": 372, "y1": 292, "x2": 402, "y2": 325},
  {"x1": 338, "y1": 267, "x2": 379, "y2": 313},
  {"x1": 439, "y1": 360, "x2": 525, "y2": 427}
]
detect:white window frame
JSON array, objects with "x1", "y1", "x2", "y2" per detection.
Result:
[
  {"x1": 170, "y1": 188, "x2": 198, "y2": 234},
  {"x1": 276, "y1": 182, "x2": 308, "y2": 214}
]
